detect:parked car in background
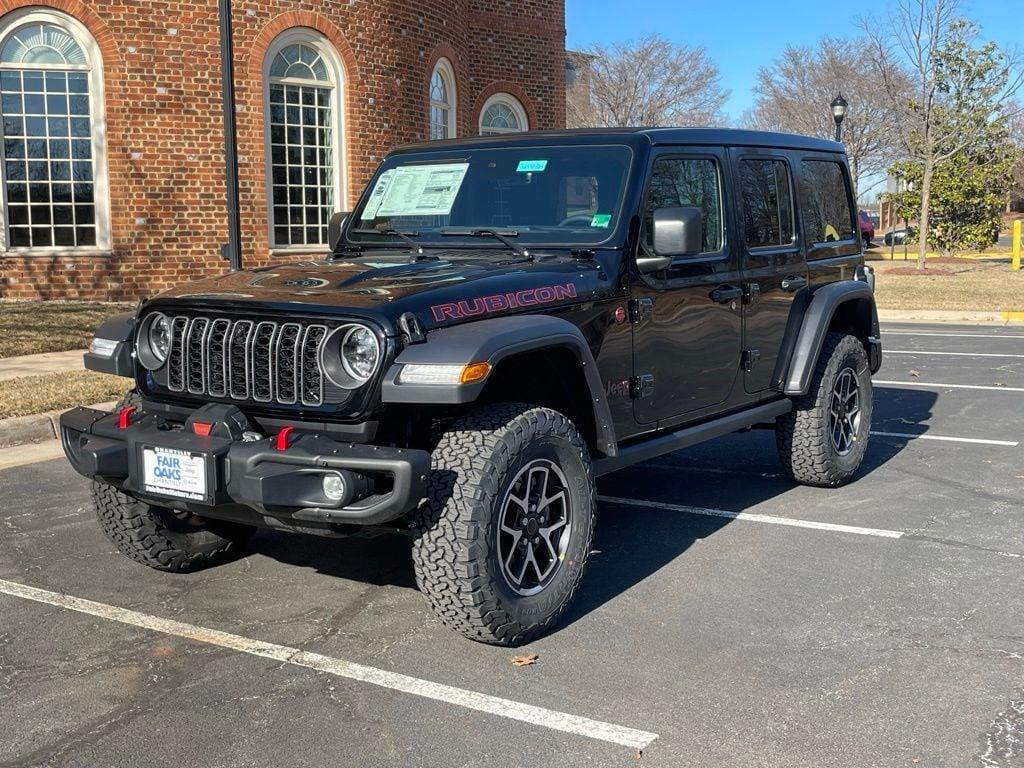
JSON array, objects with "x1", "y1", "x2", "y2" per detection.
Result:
[
  {"x1": 858, "y1": 210, "x2": 875, "y2": 246},
  {"x1": 884, "y1": 226, "x2": 916, "y2": 246}
]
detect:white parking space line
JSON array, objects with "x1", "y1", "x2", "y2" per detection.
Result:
[
  {"x1": 0, "y1": 578, "x2": 658, "y2": 751},
  {"x1": 882, "y1": 330, "x2": 1024, "y2": 339},
  {"x1": 599, "y1": 496, "x2": 904, "y2": 539},
  {"x1": 875, "y1": 380, "x2": 1024, "y2": 393},
  {"x1": 885, "y1": 350, "x2": 1024, "y2": 359},
  {"x1": 871, "y1": 431, "x2": 1019, "y2": 447}
]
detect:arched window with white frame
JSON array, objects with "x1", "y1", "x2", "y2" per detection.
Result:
[
  {"x1": 0, "y1": 9, "x2": 109, "y2": 251},
  {"x1": 429, "y1": 58, "x2": 456, "y2": 140},
  {"x1": 479, "y1": 93, "x2": 529, "y2": 135},
  {"x1": 264, "y1": 29, "x2": 345, "y2": 249}
]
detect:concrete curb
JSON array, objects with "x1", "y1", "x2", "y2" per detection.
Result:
[
  {"x1": 0, "y1": 401, "x2": 116, "y2": 449},
  {"x1": 878, "y1": 309, "x2": 1024, "y2": 325}
]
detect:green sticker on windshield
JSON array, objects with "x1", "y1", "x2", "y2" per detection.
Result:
[
  {"x1": 516, "y1": 159, "x2": 548, "y2": 173},
  {"x1": 590, "y1": 213, "x2": 612, "y2": 229}
]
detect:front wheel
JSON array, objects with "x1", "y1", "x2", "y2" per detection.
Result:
[
  {"x1": 411, "y1": 404, "x2": 595, "y2": 646},
  {"x1": 776, "y1": 332, "x2": 872, "y2": 487}
]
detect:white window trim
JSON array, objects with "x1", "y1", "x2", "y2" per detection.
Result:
[
  {"x1": 478, "y1": 92, "x2": 529, "y2": 135},
  {"x1": 262, "y1": 27, "x2": 347, "y2": 253},
  {"x1": 429, "y1": 57, "x2": 457, "y2": 140},
  {"x1": 0, "y1": 7, "x2": 111, "y2": 255}
]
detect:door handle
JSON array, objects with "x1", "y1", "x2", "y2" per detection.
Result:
[
  {"x1": 710, "y1": 285, "x2": 743, "y2": 304},
  {"x1": 781, "y1": 275, "x2": 808, "y2": 292}
]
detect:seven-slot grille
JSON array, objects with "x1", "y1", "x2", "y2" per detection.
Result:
[{"x1": 163, "y1": 315, "x2": 330, "y2": 406}]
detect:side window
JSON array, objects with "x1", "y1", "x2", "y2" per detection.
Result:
[
  {"x1": 739, "y1": 159, "x2": 794, "y2": 249},
  {"x1": 800, "y1": 160, "x2": 857, "y2": 245},
  {"x1": 643, "y1": 157, "x2": 722, "y2": 253}
]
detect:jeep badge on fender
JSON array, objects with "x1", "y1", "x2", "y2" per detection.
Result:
[{"x1": 62, "y1": 128, "x2": 881, "y2": 646}]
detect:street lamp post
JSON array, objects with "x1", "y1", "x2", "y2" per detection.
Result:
[{"x1": 831, "y1": 92, "x2": 848, "y2": 143}]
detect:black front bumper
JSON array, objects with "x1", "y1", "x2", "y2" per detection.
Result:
[{"x1": 59, "y1": 406, "x2": 431, "y2": 528}]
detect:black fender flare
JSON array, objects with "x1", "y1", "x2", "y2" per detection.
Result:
[
  {"x1": 84, "y1": 311, "x2": 136, "y2": 378},
  {"x1": 381, "y1": 315, "x2": 617, "y2": 457},
  {"x1": 783, "y1": 281, "x2": 881, "y2": 395}
]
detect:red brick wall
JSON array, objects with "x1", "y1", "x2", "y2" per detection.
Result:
[{"x1": 0, "y1": 0, "x2": 566, "y2": 300}]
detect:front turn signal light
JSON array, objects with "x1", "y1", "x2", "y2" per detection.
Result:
[{"x1": 459, "y1": 362, "x2": 491, "y2": 384}]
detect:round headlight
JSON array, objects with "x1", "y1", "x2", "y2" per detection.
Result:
[
  {"x1": 320, "y1": 323, "x2": 383, "y2": 390},
  {"x1": 340, "y1": 325, "x2": 380, "y2": 382},
  {"x1": 148, "y1": 314, "x2": 171, "y2": 363},
  {"x1": 137, "y1": 313, "x2": 171, "y2": 371}
]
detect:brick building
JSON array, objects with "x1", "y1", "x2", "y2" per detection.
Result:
[{"x1": 0, "y1": 1, "x2": 566, "y2": 300}]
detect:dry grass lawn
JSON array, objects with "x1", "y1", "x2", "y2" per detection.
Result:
[
  {"x1": 0, "y1": 301, "x2": 132, "y2": 359},
  {"x1": 872, "y1": 260, "x2": 1024, "y2": 312},
  {"x1": 0, "y1": 371, "x2": 126, "y2": 420}
]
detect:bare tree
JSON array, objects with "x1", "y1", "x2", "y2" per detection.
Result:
[
  {"x1": 744, "y1": 37, "x2": 906, "y2": 194},
  {"x1": 863, "y1": 0, "x2": 1023, "y2": 268},
  {"x1": 567, "y1": 34, "x2": 728, "y2": 128}
]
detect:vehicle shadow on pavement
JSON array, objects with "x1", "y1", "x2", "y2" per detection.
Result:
[
  {"x1": 248, "y1": 527, "x2": 417, "y2": 589},
  {"x1": 558, "y1": 386, "x2": 937, "y2": 632}
]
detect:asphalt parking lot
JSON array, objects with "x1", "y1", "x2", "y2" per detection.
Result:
[{"x1": 1, "y1": 322, "x2": 1022, "y2": 768}]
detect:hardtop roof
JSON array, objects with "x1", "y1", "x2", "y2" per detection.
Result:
[{"x1": 393, "y1": 127, "x2": 844, "y2": 155}]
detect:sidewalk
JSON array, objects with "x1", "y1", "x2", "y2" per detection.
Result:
[
  {"x1": 0, "y1": 349, "x2": 86, "y2": 382},
  {"x1": 0, "y1": 348, "x2": 107, "y2": 449},
  {"x1": 877, "y1": 309, "x2": 1024, "y2": 325}
]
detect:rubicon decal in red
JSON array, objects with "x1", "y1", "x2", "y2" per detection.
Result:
[{"x1": 431, "y1": 282, "x2": 578, "y2": 322}]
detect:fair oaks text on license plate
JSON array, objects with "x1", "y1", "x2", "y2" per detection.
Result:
[{"x1": 142, "y1": 446, "x2": 208, "y2": 501}]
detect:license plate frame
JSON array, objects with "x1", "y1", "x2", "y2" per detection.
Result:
[{"x1": 140, "y1": 444, "x2": 213, "y2": 504}]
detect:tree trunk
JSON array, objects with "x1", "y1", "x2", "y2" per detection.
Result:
[{"x1": 917, "y1": 159, "x2": 933, "y2": 272}]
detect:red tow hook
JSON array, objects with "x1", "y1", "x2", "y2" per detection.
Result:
[
  {"x1": 116, "y1": 405, "x2": 137, "y2": 430},
  {"x1": 274, "y1": 426, "x2": 296, "y2": 451}
]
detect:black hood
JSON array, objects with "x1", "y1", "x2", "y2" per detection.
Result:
[{"x1": 147, "y1": 249, "x2": 622, "y2": 335}]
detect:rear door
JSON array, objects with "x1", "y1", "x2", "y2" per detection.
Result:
[
  {"x1": 732, "y1": 150, "x2": 806, "y2": 393},
  {"x1": 798, "y1": 154, "x2": 862, "y2": 288},
  {"x1": 631, "y1": 148, "x2": 742, "y2": 424}
]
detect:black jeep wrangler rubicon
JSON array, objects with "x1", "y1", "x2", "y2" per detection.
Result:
[{"x1": 62, "y1": 128, "x2": 881, "y2": 646}]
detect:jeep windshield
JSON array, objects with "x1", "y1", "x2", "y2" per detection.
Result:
[{"x1": 347, "y1": 144, "x2": 633, "y2": 249}]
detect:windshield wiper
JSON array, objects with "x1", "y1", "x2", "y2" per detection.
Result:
[
  {"x1": 440, "y1": 228, "x2": 533, "y2": 262},
  {"x1": 350, "y1": 227, "x2": 428, "y2": 258}
]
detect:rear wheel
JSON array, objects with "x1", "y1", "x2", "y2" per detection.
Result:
[
  {"x1": 411, "y1": 403, "x2": 595, "y2": 646},
  {"x1": 776, "y1": 333, "x2": 872, "y2": 487},
  {"x1": 92, "y1": 391, "x2": 255, "y2": 572}
]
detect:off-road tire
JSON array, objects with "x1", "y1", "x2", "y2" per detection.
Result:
[
  {"x1": 92, "y1": 391, "x2": 255, "y2": 572},
  {"x1": 411, "y1": 403, "x2": 595, "y2": 646},
  {"x1": 776, "y1": 333, "x2": 872, "y2": 488}
]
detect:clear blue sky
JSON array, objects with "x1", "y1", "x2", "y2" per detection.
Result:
[{"x1": 565, "y1": 0, "x2": 1022, "y2": 124}]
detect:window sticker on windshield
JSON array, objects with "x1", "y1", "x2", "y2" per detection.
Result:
[
  {"x1": 373, "y1": 163, "x2": 470, "y2": 218},
  {"x1": 516, "y1": 159, "x2": 548, "y2": 173},
  {"x1": 590, "y1": 213, "x2": 612, "y2": 228},
  {"x1": 360, "y1": 169, "x2": 395, "y2": 220}
]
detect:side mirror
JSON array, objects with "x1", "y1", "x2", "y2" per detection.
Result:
[
  {"x1": 637, "y1": 206, "x2": 703, "y2": 274},
  {"x1": 327, "y1": 211, "x2": 351, "y2": 252}
]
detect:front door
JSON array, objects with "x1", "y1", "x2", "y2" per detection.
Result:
[
  {"x1": 632, "y1": 149, "x2": 742, "y2": 425},
  {"x1": 732, "y1": 151, "x2": 806, "y2": 393}
]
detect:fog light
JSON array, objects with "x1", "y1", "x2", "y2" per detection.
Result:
[{"x1": 322, "y1": 473, "x2": 347, "y2": 503}]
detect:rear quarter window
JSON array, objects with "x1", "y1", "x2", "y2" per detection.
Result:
[{"x1": 799, "y1": 160, "x2": 857, "y2": 248}]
